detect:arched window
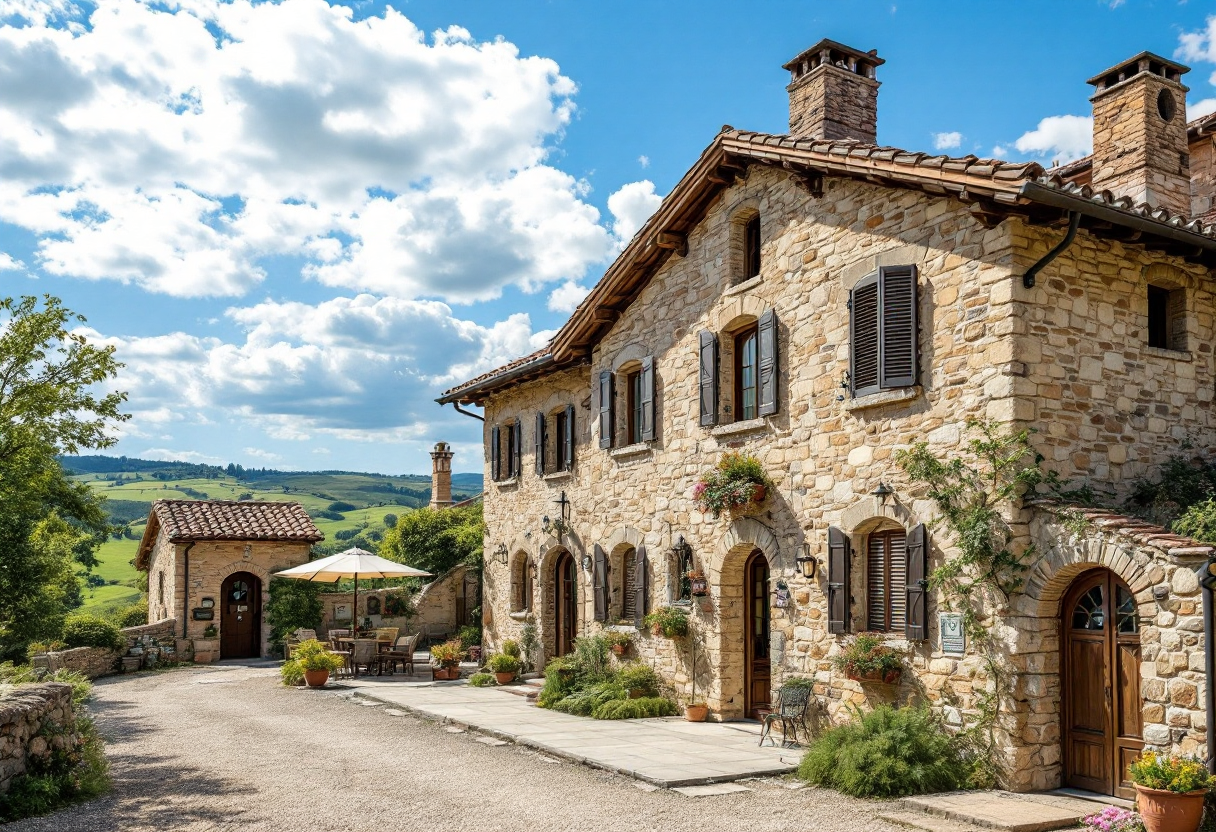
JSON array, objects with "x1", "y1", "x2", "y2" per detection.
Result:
[
  {"x1": 866, "y1": 527, "x2": 906, "y2": 632},
  {"x1": 728, "y1": 207, "x2": 762, "y2": 286},
  {"x1": 511, "y1": 553, "x2": 533, "y2": 613}
]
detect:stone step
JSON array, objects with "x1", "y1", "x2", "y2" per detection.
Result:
[
  {"x1": 894, "y1": 791, "x2": 1111, "y2": 832},
  {"x1": 877, "y1": 810, "x2": 989, "y2": 832}
]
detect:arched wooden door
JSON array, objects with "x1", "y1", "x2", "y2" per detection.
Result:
[
  {"x1": 220, "y1": 572, "x2": 262, "y2": 659},
  {"x1": 554, "y1": 551, "x2": 577, "y2": 657},
  {"x1": 745, "y1": 550, "x2": 771, "y2": 719},
  {"x1": 1062, "y1": 569, "x2": 1142, "y2": 799}
]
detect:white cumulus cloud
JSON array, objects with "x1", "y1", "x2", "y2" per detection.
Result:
[
  {"x1": 548, "y1": 281, "x2": 590, "y2": 313},
  {"x1": 606, "y1": 180, "x2": 663, "y2": 247},
  {"x1": 1179, "y1": 16, "x2": 1216, "y2": 85},
  {"x1": 932, "y1": 131, "x2": 962, "y2": 151},
  {"x1": 1013, "y1": 114, "x2": 1093, "y2": 163}
]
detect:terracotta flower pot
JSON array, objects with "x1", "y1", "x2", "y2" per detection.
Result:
[
  {"x1": 610, "y1": 644, "x2": 627, "y2": 657},
  {"x1": 685, "y1": 704, "x2": 709, "y2": 722},
  {"x1": 846, "y1": 668, "x2": 902, "y2": 685},
  {"x1": 433, "y1": 666, "x2": 459, "y2": 681},
  {"x1": 494, "y1": 671, "x2": 516, "y2": 685},
  {"x1": 1136, "y1": 786, "x2": 1207, "y2": 832},
  {"x1": 304, "y1": 669, "x2": 330, "y2": 688}
]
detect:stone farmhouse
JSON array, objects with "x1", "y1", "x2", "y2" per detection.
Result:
[
  {"x1": 138, "y1": 500, "x2": 323, "y2": 660},
  {"x1": 440, "y1": 39, "x2": 1216, "y2": 796}
]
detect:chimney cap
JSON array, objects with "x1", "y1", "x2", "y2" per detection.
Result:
[
  {"x1": 1086, "y1": 50, "x2": 1189, "y2": 90},
  {"x1": 783, "y1": 38, "x2": 884, "y2": 76}
]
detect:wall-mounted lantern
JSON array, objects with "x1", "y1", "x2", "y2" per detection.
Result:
[
  {"x1": 871, "y1": 482, "x2": 894, "y2": 505},
  {"x1": 493, "y1": 543, "x2": 509, "y2": 565},
  {"x1": 796, "y1": 542, "x2": 818, "y2": 580}
]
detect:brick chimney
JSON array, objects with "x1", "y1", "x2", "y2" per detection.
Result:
[
  {"x1": 429, "y1": 441, "x2": 454, "y2": 510},
  {"x1": 783, "y1": 39, "x2": 883, "y2": 143},
  {"x1": 1088, "y1": 51, "x2": 1191, "y2": 215}
]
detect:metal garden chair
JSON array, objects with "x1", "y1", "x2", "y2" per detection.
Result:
[{"x1": 758, "y1": 681, "x2": 814, "y2": 748}]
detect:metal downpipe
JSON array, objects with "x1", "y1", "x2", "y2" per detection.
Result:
[
  {"x1": 452, "y1": 402, "x2": 485, "y2": 422},
  {"x1": 1200, "y1": 559, "x2": 1216, "y2": 773},
  {"x1": 1022, "y1": 211, "x2": 1081, "y2": 289}
]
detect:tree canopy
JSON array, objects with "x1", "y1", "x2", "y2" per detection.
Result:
[{"x1": 378, "y1": 503, "x2": 483, "y2": 578}]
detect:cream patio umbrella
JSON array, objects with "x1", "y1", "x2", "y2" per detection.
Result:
[{"x1": 275, "y1": 547, "x2": 431, "y2": 635}]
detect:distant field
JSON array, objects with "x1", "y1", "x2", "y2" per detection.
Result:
[{"x1": 67, "y1": 456, "x2": 482, "y2": 614}]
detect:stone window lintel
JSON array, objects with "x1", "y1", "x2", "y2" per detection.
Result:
[
  {"x1": 845, "y1": 385, "x2": 921, "y2": 412},
  {"x1": 724, "y1": 275, "x2": 763, "y2": 297}
]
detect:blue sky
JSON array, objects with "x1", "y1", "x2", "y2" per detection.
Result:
[{"x1": 1, "y1": 0, "x2": 1214, "y2": 475}]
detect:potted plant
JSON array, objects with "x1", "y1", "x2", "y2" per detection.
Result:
[
  {"x1": 292, "y1": 638, "x2": 345, "y2": 688},
  {"x1": 486, "y1": 653, "x2": 521, "y2": 685},
  {"x1": 643, "y1": 606, "x2": 690, "y2": 639},
  {"x1": 693, "y1": 452, "x2": 773, "y2": 518},
  {"x1": 617, "y1": 663, "x2": 660, "y2": 699},
  {"x1": 1128, "y1": 752, "x2": 1215, "y2": 832},
  {"x1": 832, "y1": 632, "x2": 903, "y2": 685},
  {"x1": 604, "y1": 630, "x2": 633, "y2": 657},
  {"x1": 430, "y1": 639, "x2": 464, "y2": 680}
]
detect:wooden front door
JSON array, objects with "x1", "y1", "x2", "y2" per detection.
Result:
[
  {"x1": 1062, "y1": 569, "x2": 1143, "y2": 799},
  {"x1": 220, "y1": 572, "x2": 262, "y2": 659},
  {"x1": 745, "y1": 550, "x2": 771, "y2": 719},
  {"x1": 555, "y1": 552, "x2": 577, "y2": 657}
]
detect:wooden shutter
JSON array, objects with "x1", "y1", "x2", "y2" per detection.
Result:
[
  {"x1": 879, "y1": 265, "x2": 918, "y2": 389},
  {"x1": 593, "y1": 544, "x2": 607, "y2": 622},
  {"x1": 598, "y1": 370, "x2": 615, "y2": 449},
  {"x1": 698, "y1": 330, "x2": 718, "y2": 426},
  {"x1": 866, "y1": 534, "x2": 888, "y2": 631},
  {"x1": 490, "y1": 426, "x2": 500, "y2": 482},
  {"x1": 640, "y1": 356, "x2": 656, "y2": 441},
  {"x1": 634, "y1": 545, "x2": 649, "y2": 627},
  {"x1": 827, "y1": 526, "x2": 851, "y2": 634},
  {"x1": 535, "y1": 412, "x2": 546, "y2": 476},
  {"x1": 512, "y1": 418, "x2": 522, "y2": 478},
  {"x1": 850, "y1": 274, "x2": 880, "y2": 397},
  {"x1": 757, "y1": 308, "x2": 778, "y2": 416},
  {"x1": 905, "y1": 523, "x2": 928, "y2": 641},
  {"x1": 562, "y1": 404, "x2": 575, "y2": 471}
]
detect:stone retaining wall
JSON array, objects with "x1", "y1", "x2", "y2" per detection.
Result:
[
  {"x1": 42, "y1": 647, "x2": 120, "y2": 679},
  {"x1": 0, "y1": 683, "x2": 77, "y2": 794},
  {"x1": 35, "y1": 618, "x2": 182, "y2": 679}
]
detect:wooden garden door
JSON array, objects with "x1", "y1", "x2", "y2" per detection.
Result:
[
  {"x1": 1062, "y1": 569, "x2": 1142, "y2": 799},
  {"x1": 220, "y1": 572, "x2": 261, "y2": 659},
  {"x1": 555, "y1": 551, "x2": 577, "y2": 657},
  {"x1": 745, "y1": 550, "x2": 771, "y2": 719}
]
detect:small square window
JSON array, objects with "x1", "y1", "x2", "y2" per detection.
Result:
[{"x1": 1147, "y1": 284, "x2": 1186, "y2": 351}]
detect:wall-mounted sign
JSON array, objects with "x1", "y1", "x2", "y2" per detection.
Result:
[
  {"x1": 334, "y1": 604, "x2": 352, "y2": 621},
  {"x1": 939, "y1": 612, "x2": 965, "y2": 656},
  {"x1": 774, "y1": 581, "x2": 790, "y2": 608},
  {"x1": 192, "y1": 608, "x2": 215, "y2": 621},
  {"x1": 200, "y1": 597, "x2": 215, "y2": 609}
]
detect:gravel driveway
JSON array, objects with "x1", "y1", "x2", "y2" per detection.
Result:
[{"x1": 10, "y1": 663, "x2": 915, "y2": 831}]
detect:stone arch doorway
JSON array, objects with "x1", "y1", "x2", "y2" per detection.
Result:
[
  {"x1": 1062, "y1": 568, "x2": 1143, "y2": 799},
  {"x1": 744, "y1": 549, "x2": 771, "y2": 719},
  {"x1": 554, "y1": 550, "x2": 578, "y2": 657},
  {"x1": 220, "y1": 571, "x2": 262, "y2": 659}
]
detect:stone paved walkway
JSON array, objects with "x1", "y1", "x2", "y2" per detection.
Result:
[{"x1": 340, "y1": 676, "x2": 802, "y2": 787}]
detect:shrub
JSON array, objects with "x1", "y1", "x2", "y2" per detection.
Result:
[
  {"x1": 486, "y1": 654, "x2": 521, "y2": 674},
  {"x1": 334, "y1": 529, "x2": 359, "y2": 541},
  {"x1": 61, "y1": 615, "x2": 124, "y2": 651},
  {"x1": 113, "y1": 601, "x2": 148, "y2": 629},
  {"x1": 501, "y1": 639, "x2": 521, "y2": 658},
  {"x1": 280, "y1": 659, "x2": 304, "y2": 686},
  {"x1": 643, "y1": 607, "x2": 689, "y2": 638},
  {"x1": 592, "y1": 696, "x2": 679, "y2": 720},
  {"x1": 458, "y1": 625, "x2": 482, "y2": 649},
  {"x1": 798, "y1": 705, "x2": 968, "y2": 798},
  {"x1": 0, "y1": 718, "x2": 109, "y2": 822},
  {"x1": 266, "y1": 575, "x2": 323, "y2": 653},
  {"x1": 430, "y1": 640, "x2": 464, "y2": 668},
  {"x1": 327, "y1": 501, "x2": 357, "y2": 513},
  {"x1": 468, "y1": 672, "x2": 495, "y2": 687},
  {"x1": 383, "y1": 513, "x2": 398, "y2": 528},
  {"x1": 616, "y1": 663, "x2": 661, "y2": 697},
  {"x1": 1174, "y1": 498, "x2": 1216, "y2": 545},
  {"x1": 548, "y1": 682, "x2": 627, "y2": 716},
  {"x1": 537, "y1": 657, "x2": 579, "y2": 708},
  {"x1": 291, "y1": 639, "x2": 345, "y2": 673}
]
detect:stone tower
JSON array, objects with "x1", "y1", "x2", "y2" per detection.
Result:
[
  {"x1": 783, "y1": 38, "x2": 884, "y2": 144},
  {"x1": 429, "y1": 441, "x2": 454, "y2": 510},
  {"x1": 1088, "y1": 51, "x2": 1190, "y2": 215}
]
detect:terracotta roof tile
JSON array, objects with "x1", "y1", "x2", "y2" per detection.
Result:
[
  {"x1": 1035, "y1": 501, "x2": 1215, "y2": 558},
  {"x1": 439, "y1": 346, "x2": 552, "y2": 400},
  {"x1": 1031, "y1": 175, "x2": 1216, "y2": 237},
  {"x1": 151, "y1": 500, "x2": 323, "y2": 544}
]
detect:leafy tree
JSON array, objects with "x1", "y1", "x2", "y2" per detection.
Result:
[
  {"x1": 266, "y1": 575, "x2": 323, "y2": 653},
  {"x1": 0, "y1": 296, "x2": 126, "y2": 659},
  {"x1": 379, "y1": 503, "x2": 483, "y2": 577},
  {"x1": 1174, "y1": 498, "x2": 1216, "y2": 545}
]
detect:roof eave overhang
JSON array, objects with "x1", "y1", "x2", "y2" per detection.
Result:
[{"x1": 436, "y1": 352, "x2": 558, "y2": 406}]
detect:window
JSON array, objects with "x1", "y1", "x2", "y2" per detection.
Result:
[
  {"x1": 537, "y1": 406, "x2": 575, "y2": 474},
  {"x1": 866, "y1": 530, "x2": 907, "y2": 632},
  {"x1": 491, "y1": 419, "x2": 522, "y2": 481},
  {"x1": 511, "y1": 555, "x2": 533, "y2": 612},
  {"x1": 850, "y1": 265, "x2": 918, "y2": 397},
  {"x1": 734, "y1": 325, "x2": 759, "y2": 421},
  {"x1": 599, "y1": 358, "x2": 655, "y2": 448},
  {"x1": 621, "y1": 546, "x2": 638, "y2": 620},
  {"x1": 1147, "y1": 283, "x2": 1186, "y2": 351},
  {"x1": 626, "y1": 370, "x2": 643, "y2": 444},
  {"x1": 602, "y1": 544, "x2": 648, "y2": 625},
  {"x1": 744, "y1": 214, "x2": 761, "y2": 281},
  {"x1": 555, "y1": 407, "x2": 572, "y2": 471},
  {"x1": 157, "y1": 571, "x2": 165, "y2": 610}
]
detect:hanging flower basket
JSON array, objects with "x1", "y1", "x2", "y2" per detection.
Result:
[{"x1": 693, "y1": 453, "x2": 773, "y2": 519}]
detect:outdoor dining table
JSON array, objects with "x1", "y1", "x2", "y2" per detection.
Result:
[{"x1": 333, "y1": 637, "x2": 396, "y2": 677}]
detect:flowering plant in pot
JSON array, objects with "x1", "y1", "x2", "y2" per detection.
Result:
[
  {"x1": 486, "y1": 653, "x2": 521, "y2": 684},
  {"x1": 291, "y1": 638, "x2": 345, "y2": 688},
  {"x1": 603, "y1": 630, "x2": 633, "y2": 656},
  {"x1": 832, "y1": 632, "x2": 903, "y2": 685},
  {"x1": 693, "y1": 452, "x2": 773, "y2": 518},
  {"x1": 643, "y1": 607, "x2": 690, "y2": 639},
  {"x1": 1128, "y1": 752, "x2": 1215, "y2": 832},
  {"x1": 430, "y1": 639, "x2": 465, "y2": 680}
]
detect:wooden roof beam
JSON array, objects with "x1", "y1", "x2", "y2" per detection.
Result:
[{"x1": 652, "y1": 231, "x2": 688, "y2": 257}]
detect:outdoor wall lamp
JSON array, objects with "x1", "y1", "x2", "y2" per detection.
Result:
[
  {"x1": 797, "y1": 542, "x2": 818, "y2": 580},
  {"x1": 493, "y1": 543, "x2": 508, "y2": 565},
  {"x1": 541, "y1": 515, "x2": 551, "y2": 534},
  {"x1": 581, "y1": 554, "x2": 592, "y2": 572},
  {"x1": 871, "y1": 482, "x2": 894, "y2": 505}
]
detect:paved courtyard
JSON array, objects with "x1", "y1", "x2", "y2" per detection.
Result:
[{"x1": 9, "y1": 662, "x2": 952, "y2": 832}]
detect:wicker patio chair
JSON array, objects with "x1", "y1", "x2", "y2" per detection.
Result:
[
  {"x1": 383, "y1": 634, "x2": 419, "y2": 674},
  {"x1": 374, "y1": 627, "x2": 399, "y2": 652},
  {"x1": 758, "y1": 682, "x2": 813, "y2": 748},
  {"x1": 350, "y1": 638, "x2": 383, "y2": 678}
]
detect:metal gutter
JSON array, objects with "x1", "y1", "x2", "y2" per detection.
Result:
[
  {"x1": 436, "y1": 353, "x2": 556, "y2": 405},
  {"x1": 1023, "y1": 212, "x2": 1080, "y2": 289}
]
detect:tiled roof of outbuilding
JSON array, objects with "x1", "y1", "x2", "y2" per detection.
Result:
[{"x1": 136, "y1": 500, "x2": 323, "y2": 570}]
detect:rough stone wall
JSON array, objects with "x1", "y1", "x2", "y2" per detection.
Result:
[
  {"x1": 42, "y1": 647, "x2": 120, "y2": 679},
  {"x1": 146, "y1": 526, "x2": 177, "y2": 624},
  {"x1": 315, "y1": 566, "x2": 469, "y2": 641},
  {"x1": 0, "y1": 683, "x2": 76, "y2": 795},
  {"x1": 1191, "y1": 134, "x2": 1216, "y2": 219},
  {"x1": 787, "y1": 65, "x2": 879, "y2": 143}
]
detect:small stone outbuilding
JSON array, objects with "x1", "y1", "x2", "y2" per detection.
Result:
[{"x1": 137, "y1": 500, "x2": 323, "y2": 660}]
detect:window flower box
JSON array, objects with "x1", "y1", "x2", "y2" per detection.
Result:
[{"x1": 693, "y1": 452, "x2": 773, "y2": 519}]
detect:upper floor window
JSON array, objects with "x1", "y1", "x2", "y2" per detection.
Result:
[
  {"x1": 627, "y1": 368, "x2": 644, "y2": 444},
  {"x1": 490, "y1": 418, "x2": 521, "y2": 481},
  {"x1": 598, "y1": 357, "x2": 655, "y2": 449},
  {"x1": 1147, "y1": 283, "x2": 1186, "y2": 351},
  {"x1": 698, "y1": 309, "x2": 778, "y2": 426},
  {"x1": 744, "y1": 214, "x2": 761, "y2": 281},
  {"x1": 555, "y1": 407, "x2": 572, "y2": 471},
  {"x1": 535, "y1": 406, "x2": 575, "y2": 475},
  {"x1": 849, "y1": 265, "x2": 918, "y2": 397},
  {"x1": 729, "y1": 208, "x2": 761, "y2": 285},
  {"x1": 734, "y1": 324, "x2": 759, "y2": 421}
]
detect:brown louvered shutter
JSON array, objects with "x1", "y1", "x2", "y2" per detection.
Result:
[
  {"x1": 698, "y1": 330, "x2": 718, "y2": 426},
  {"x1": 512, "y1": 418, "x2": 522, "y2": 478},
  {"x1": 850, "y1": 274, "x2": 880, "y2": 397},
  {"x1": 827, "y1": 526, "x2": 850, "y2": 634},
  {"x1": 562, "y1": 404, "x2": 575, "y2": 471},
  {"x1": 535, "y1": 412, "x2": 546, "y2": 476},
  {"x1": 634, "y1": 545, "x2": 649, "y2": 627},
  {"x1": 757, "y1": 308, "x2": 778, "y2": 416},
  {"x1": 905, "y1": 523, "x2": 927, "y2": 641},
  {"x1": 866, "y1": 534, "x2": 888, "y2": 631},
  {"x1": 640, "y1": 356, "x2": 656, "y2": 441},
  {"x1": 490, "y1": 426, "x2": 500, "y2": 482},
  {"x1": 593, "y1": 544, "x2": 607, "y2": 622},
  {"x1": 598, "y1": 370, "x2": 614, "y2": 449},
  {"x1": 879, "y1": 265, "x2": 918, "y2": 389}
]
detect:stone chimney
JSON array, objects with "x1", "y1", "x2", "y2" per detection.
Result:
[
  {"x1": 1088, "y1": 51, "x2": 1191, "y2": 215},
  {"x1": 429, "y1": 441, "x2": 454, "y2": 510},
  {"x1": 783, "y1": 38, "x2": 883, "y2": 143}
]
